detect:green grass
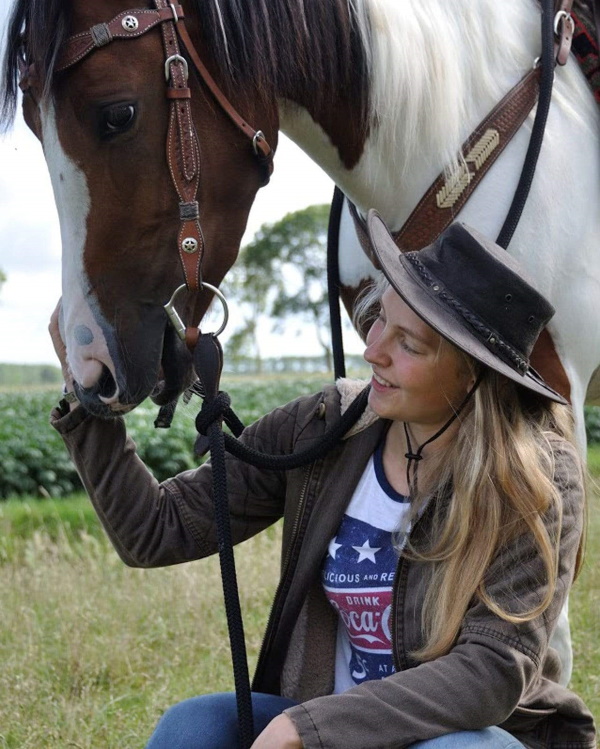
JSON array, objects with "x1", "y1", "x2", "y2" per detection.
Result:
[
  {"x1": 0, "y1": 502, "x2": 282, "y2": 748},
  {"x1": 569, "y1": 445, "x2": 600, "y2": 733},
  {"x1": 0, "y1": 451, "x2": 598, "y2": 746}
]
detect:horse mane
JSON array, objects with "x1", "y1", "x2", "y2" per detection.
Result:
[
  {"x1": 192, "y1": 0, "x2": 370, "y2": 119},
  {"x1": 1, "y1": 0, "x2": 371, "y2": 129},
  {"x1": 352, "y1": 0, "x2": 540, "y2": 176},
  {"x1": 193, "y1": 0, "x2": 542, "y2": 175},
  {"x1": 1, "y1": 0, "x2": 71, "y2": 128}
]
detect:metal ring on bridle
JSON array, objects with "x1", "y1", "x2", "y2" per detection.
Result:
[
  {"x1": 252, "y1": 130, "x2": 265, "y2": 155},
  {"x1": 164, "y1": 54, "x2": 189, "y2": 83},
  {"x1": 164, "y1": 283, "x2": 229, "y2": 341}
]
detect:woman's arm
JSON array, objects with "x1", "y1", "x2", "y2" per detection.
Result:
[{"x1": 51, "y1": 401, "x2": 295, "y2": 567}]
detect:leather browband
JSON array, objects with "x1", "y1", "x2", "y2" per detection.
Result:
[{"x1": 55, "y1": 7, "x2": 186, "y2": 71}]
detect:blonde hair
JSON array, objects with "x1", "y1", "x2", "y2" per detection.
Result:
[{"x1": 354, "y1": 279, "x2": 585, "y2": 662}]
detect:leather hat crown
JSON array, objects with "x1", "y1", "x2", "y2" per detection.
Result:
[{"x1": 367, "y1": 210, "x2": 566, "y2": 404}]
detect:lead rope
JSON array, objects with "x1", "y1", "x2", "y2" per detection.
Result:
[
  {"x1": 190, "y1": 333, "x2": 369, "y2": 747},
  {"x1": 327, "y1": 186, "x2": 347, "y2": 380},
  {"x1": 496, "y1": 0, "x2": 556, "y2": 248}
]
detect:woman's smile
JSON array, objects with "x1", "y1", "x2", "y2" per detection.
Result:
[{"x1": 371, "y1": 371, "x2": 397, "y2": 390}]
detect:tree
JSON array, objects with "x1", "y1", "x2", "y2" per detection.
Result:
[
  {"x1": 225, "y1": 204, "x2": 334, "y2": 371},
  {"x1": 0, "y1": 269, "x2": 5, "y2": 295}
]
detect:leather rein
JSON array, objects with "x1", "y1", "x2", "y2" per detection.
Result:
[{"x1": 18, "y1": 0, "x2": 274, "y2": 350}]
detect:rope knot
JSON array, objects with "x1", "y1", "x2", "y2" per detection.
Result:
[
  {"x1": 195, "y1": 391, "x2": 231, "y2": 435},
  {"x1": 405, "y1": 452, "x2": 423, "y2": 462}
]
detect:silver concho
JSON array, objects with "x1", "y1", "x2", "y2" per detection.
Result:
[
  {"x1": 122, "y1": 15, "x2": 139, "y2": 31},
  {"x1": 181, "y1": 237, "x2": 199, "y2": 254}
]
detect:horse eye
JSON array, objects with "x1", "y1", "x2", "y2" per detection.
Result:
[{"x1": 99, "y1": 103, "x2": 136, "y2": 137}]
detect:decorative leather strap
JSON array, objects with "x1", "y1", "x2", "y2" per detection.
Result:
[
  {"x1": 174, "y1": 22, "x2": 273, "y2": 165},
  {"x1": 393, "y1": 67, "x2": 540, "y2": 251},
  {"x1": 55, "y1": 6, "x2": 185, "y2": 71},
  {"x1": 349, "y1": 1, "x2": 575, "y2": 255},
  {"x1": 347, "y1": 67, "x2": 542, "y2": 255}
]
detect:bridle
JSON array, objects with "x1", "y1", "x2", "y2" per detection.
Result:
[{"x1": 18, "y1": 0, "x2": 275, "y2": 349}]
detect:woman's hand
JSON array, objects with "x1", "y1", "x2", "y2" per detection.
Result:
[
  {"x1": 49, "y1": 299, "x2": 79, "y2": 411},
  {"x1": 49, "y1": 300, "x2": 71, "y2": 382},
  {"x1": 250, "y1": 714, "x2": 302, "y2": 749}
]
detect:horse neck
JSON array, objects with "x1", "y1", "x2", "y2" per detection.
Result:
[{"x1": 279, "y1": 0, "x2": 541, "y2": 230}]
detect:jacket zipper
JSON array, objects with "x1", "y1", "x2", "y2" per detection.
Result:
[
  {"x1": 390, "y1": 554, "x2": 403, "y2": 673},
  {"x1": 253, "y1": 461, "x2": 316, "y2": 686},
  {"x1": 390, "y1": 499, "x2": 435, "y2": 673}
]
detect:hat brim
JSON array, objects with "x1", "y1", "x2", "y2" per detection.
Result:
[{"x1": 367, "y1": 211, "x2": 567, "y2": 405}]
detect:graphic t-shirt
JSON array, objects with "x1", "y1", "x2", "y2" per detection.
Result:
[{"x1": 322, "y1": 441, "x2": 411, "y2": 693}]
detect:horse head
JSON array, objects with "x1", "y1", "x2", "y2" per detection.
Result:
[{"x1": 5, "y1": 0, "x2": 278, "y2": 416}]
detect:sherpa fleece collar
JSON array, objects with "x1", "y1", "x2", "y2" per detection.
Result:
[{"x1": 336, "y1": 378, "x2": 379, "y2": 439}]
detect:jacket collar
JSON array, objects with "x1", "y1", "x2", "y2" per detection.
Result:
[{"x1": 336, "y1": 377, "x2": 380, "y2": 438}]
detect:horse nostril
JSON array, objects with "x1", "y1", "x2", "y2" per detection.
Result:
[
  {"x1": 96, "y1": 364, "x2": 118, "y2": 399},
  {"x1": 82, "y1": 364, "x2": 118, "y2": 401}
]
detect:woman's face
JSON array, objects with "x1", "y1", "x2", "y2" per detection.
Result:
[{"x1": 364, "y1": 287, "x2": 473, "y2": 430}]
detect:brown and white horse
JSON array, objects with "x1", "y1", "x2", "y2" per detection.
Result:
[
  {"x1": 2, "y1": 0, "x2": 598, "y2": 686},
  {"x1": 2, "y1": 0, "x2": 599, "y2": 433}
]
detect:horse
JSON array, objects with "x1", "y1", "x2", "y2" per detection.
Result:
[
  {"x1": 2, "y1": 0, "x2": 598, "y2": 689},
  {"x1": 2, "y1": 0, "x2": 599, "y2": 436}
]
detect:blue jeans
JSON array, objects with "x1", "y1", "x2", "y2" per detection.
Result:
[{"x1": 145, "y1": 691, "x2": 526, "y2": 748}]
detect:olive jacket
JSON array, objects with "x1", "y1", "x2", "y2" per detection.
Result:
[{"x1": 51, "y1": 380, "x2": 595, "y2": 748}]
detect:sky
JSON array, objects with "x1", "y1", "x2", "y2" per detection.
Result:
[{"x1": 0, "y1": 0, "x2": 365, "y2": 365}]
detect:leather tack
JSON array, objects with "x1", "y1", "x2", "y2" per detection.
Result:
[
  {"x1": 55, "y1": 6, "x2": 185, "y2": 71},
  {"x1": 166, "y1": 88, "x2": 192, "y2": 99},
  {"x1": 348, "y1": 67, "x2": 542, "y2": 256},
  {"x1": 394, "y1": 68, "x2": 541, "y2": 252}
]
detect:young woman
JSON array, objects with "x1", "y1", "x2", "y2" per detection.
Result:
[{"x1": 50, "y1": 212, "x2": 595, "y2": 748}]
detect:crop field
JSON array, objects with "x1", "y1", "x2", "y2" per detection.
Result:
[
  {"x1": 0, "y1": 377, "x2": 598, "y2": 747},
  {"x1": 0, "y1": 374, "x2": 337, "y2": 498}
]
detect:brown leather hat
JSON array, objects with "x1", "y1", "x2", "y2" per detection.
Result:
[{"x1": 367, "y1": 210, "x2": 567, "y2": 404}]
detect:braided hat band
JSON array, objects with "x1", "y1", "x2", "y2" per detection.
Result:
[{"x1": 367, "y1": 210, "x2": 567, "y2": 405}]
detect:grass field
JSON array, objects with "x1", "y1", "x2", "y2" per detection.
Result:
[{"x1": 0, "y1": 434, "x2": 598, "y2": 746}]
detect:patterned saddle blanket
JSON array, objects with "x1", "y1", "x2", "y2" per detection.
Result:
[{"x1": 572, "y1": 0, "x2": 600, "y2": 104}]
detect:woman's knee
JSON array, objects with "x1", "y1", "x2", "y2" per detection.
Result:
[
  {"x1": 145, "y1": 691, "x2": 298, "y2": 749},
  {"x1": 411, "y1": 727, "x2": 525, "y2": 748},
  {"x1": 145, "y1": 692, "x2": 240, "y2": 749}
]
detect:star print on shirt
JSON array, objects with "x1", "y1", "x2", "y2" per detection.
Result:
[
  {"x1": 328, "y1": 537, "x2": 343, "y2": 560},
  {"x1": 352, "y1": 539, "x2": 381, "y2": 563}
]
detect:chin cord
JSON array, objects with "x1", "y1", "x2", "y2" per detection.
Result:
[{"x1": 403, "y1": 371, "x2": 484, "y2": 496}]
